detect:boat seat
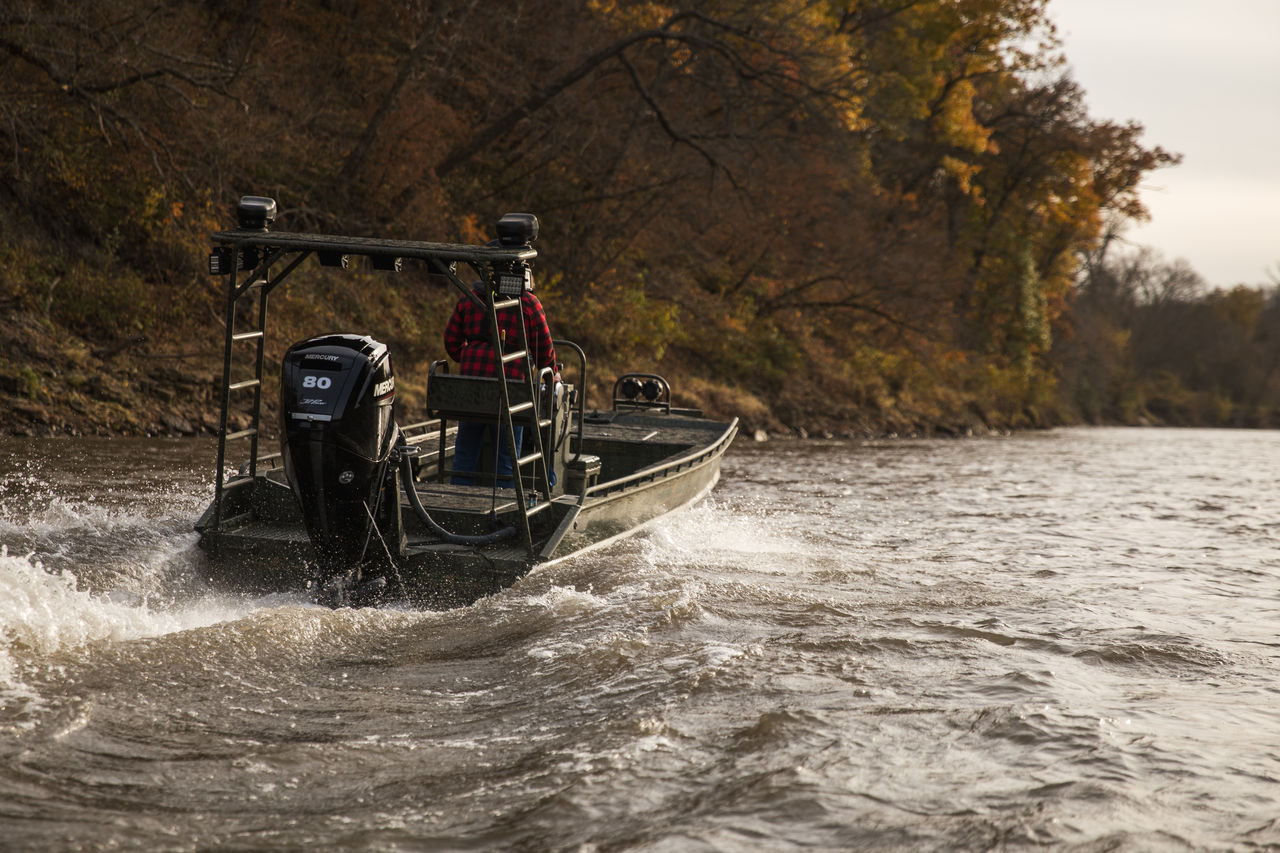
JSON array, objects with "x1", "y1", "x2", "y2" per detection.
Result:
[{"x1": 426, "y1": 373, "x2": 549, "y2": 425}]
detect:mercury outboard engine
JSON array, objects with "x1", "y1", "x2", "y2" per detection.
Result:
[{"x1": 280, "y1": 334, "x2": 399, "y2": 603}]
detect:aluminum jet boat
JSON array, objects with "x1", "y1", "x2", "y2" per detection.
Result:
[{"x1": 194, "y1": 197, "x2": 738, "y2": 606}]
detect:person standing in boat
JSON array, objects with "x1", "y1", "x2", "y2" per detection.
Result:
[{"x1": 443, "y1": 268, "x2": 557, "y2": 486}]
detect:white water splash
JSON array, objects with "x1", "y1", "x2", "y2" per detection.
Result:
[
  {"x1": 0, "y1": 547, "x2": 270, "y2": 723},
  {"x1": 0, "y1": 548, "x2": 242, "y2": 657}
]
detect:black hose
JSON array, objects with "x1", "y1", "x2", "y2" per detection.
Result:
[{"x1": 398, "y1": 453, "x2": 517, "y2": 546}]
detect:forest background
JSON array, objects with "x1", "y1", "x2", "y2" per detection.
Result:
[{"x1": 3, "y1": 0, "x2": 1278, "y2": 439}]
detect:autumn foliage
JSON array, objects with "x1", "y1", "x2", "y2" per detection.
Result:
[{"x1": 1, "y1": 0, "x2": 1196, "y2": 435}]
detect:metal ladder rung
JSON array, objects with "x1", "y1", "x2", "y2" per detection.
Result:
[
  {"x1": 222, "y1": 475, "x2": 255, "y2": 490},
  {"x1": 232, "y1": 330, "x2": 264, "y2": 342},
  {"x1": 508, "y1": 401, "x2": 535, "y2": 415},
  {"x1": 492, "y1": 297, "x2": 521, "y2": 311},
  {"x1": 500, "y1": 349, "x2": 528, "y2": 364},
  {"x1": 525, "y1": 500, "x2": 553, "y2": 518},
  {"x1": 225, "y1": 427, "x2": 258, "y2": 441},
  {"x1": 516, "y1": 451, "x2": 543, "y2": 468},
  {"x1": 228, "y1": 378, "x2": 261, "y2": 391}
]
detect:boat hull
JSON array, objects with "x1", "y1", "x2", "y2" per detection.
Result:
[{"x1": 196, "y1": 412, "x2": 737, "y2": 606}]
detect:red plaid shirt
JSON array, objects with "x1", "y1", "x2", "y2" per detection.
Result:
[{"x1": 444, "y1": 288, "x2": 556, "y2": 380}]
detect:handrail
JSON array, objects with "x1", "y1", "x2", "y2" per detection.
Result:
[{"x1": 553, "y1": 339, "x2": 587, "y2": 459}]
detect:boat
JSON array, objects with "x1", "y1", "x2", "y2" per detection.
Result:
[{"x1": 194, "y1": 196, "x2": 738, "y2": 607}]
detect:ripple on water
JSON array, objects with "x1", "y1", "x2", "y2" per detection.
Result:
[{"x1": 2, "y1": 430, "x2": 1279, "y2": 850}]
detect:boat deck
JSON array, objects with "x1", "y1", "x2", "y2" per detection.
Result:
[{"x1": 405, "y1": 482, "x2": 523, "y2": 513}]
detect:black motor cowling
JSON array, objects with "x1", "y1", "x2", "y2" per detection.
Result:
[{"x1": 280, "y1": 334, "x2": 398, "y2": 577}]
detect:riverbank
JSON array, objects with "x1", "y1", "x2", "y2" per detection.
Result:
[
  {"x1": 0, "y1": 305, "x2": 1021, "y2": 441},
  {"x1": 0, "y1": 309, "x2": 230, "y2": 438}
]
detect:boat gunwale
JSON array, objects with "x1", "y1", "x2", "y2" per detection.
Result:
[
  {"x1": 233, "y1": 416, "x2": 738, "y2": 508},
  {"x1": 584, "y1": 417, "x2": 739, "y2": 500}
]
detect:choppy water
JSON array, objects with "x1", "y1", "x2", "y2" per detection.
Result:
[{"x1": 1, "y1": 429, "x2": 1277, "y2": 851}]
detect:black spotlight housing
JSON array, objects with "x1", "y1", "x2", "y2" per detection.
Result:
[
  {"x1": 208, "y1": 246, "x2": 234, "y2": 275},
  {"x1": 496, "y1": 213, "x2": 538, "y2": 247}
]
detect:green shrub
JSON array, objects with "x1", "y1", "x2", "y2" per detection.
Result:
[{"x1": 50, "y1": 261, "x2": 156, "y2": 338}]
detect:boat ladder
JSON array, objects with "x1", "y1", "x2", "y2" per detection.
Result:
[
  {"x1": 428, "y1": 288, "x2": 555, "y2": 556},
  {"x1": 211, "y1": 265, "x2": 271, "y2": 527},
  {"x1": 488, "y1": 289, "x2": 555, "y2": 554}
]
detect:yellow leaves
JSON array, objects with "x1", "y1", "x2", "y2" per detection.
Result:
[
  {"x1": 560, "y1": 272, "x2": 681, "y2": 362},
  {"x1": 935, "y1": 78, "x2": 992, "y2": 155},
  {"x1": 587, "y1": 0, "x2": 675, "y2": 31},
  {"x1": 836, "y1": 97, "x2": 872, "y2": 134},
  {"x1": 455, "y1": 214, "x2": 488, "y2": 246},
  {"x1": 1107, "y1": 326, "x2": 1132, "y2": 356},
  {"x1": 941, "y1": 155, "x2": 981, "y2": 197}
]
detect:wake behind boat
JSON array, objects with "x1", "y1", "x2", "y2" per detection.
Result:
[{"x1": 194, "y1": 197, "x2": 737, "y2": 606}]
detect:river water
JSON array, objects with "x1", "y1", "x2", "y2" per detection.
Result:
[{"x1": 1, "y1": 428, "x2": 1277, "y2": 851}]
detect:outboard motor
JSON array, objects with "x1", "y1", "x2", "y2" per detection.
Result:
[{"x1": 280, "y1": 334, "x2": 399, "y2": 599}]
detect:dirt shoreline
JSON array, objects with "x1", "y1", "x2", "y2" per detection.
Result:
[{"x1": 0, "y1": 309, "x2": 1024, "y2": 442}]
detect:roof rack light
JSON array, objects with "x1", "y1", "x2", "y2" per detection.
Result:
[
  {"x1": 496, "y1": 212, "x2": 538, "y2": 247},
  {"x1": 236, "y1": 196, "x2": 276, "y2": 231},
  {"x1": 495, "y1": 266, "x2": 532, "y2": 296},
  {"x1": 207, "y1": 245, "x2": 260, "y2": 275},
  {"x1": 208, "y1": 246, "x2": 233, "y2": 275}
]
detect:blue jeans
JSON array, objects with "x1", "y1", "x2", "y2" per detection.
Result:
[
  {"x1": 451, "y1": 421, "x2": 522, "y2": 486},
  {"x1": 450, "y1": 421, "x2": 556, "y2": 488}
]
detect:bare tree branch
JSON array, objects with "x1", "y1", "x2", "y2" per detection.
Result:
[{"x1": 433, "y1": 9, "x2": 821, "y2": 179}]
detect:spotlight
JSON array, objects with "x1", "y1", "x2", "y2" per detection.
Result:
[
  {"x1": 208, "y1": 246, "x2": 233, "y2": 275},
  {"x1": 496, "y1": 212, "x2": 538, "y2": 247},
  {"x1": 494, "y1": 266, "x2": 532, "y2": 296},
  {"x1": 236, "y1": 196, "x2": 276, "y2": 231},
  {"x1": 207, "y1": 246, "x2": 261, "y2": 274}
]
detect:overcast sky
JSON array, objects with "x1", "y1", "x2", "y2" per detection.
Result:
[{"x1": 1047, "y1": 0, "x2": 1280, "y2": 286}]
